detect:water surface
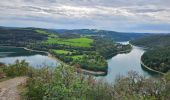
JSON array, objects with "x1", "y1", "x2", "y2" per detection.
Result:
[
  {"x1": 0, "y1": 47, "x2": 59, "y2": 67},
  {"x1": 0, "y1": 45, "x2": 153, "y2": 83},
  {"x1": 98, "y1": 42, "x2": 152, "y2": 83}
]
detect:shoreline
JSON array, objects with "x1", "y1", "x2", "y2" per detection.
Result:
[
  {"x1": 0, "y1": 45, "x2": 106, "y2": 76},
  {"x1": 106, "y1": 44, "x2": 133, "y2": 59},
  {"x1": 130, "y1": 43, "x2": 166, "y2": 75},
  {"x1": 140, "y1": 60, "x2": 165, "y2": 75}
]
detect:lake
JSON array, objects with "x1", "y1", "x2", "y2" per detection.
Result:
[
  {"x1": 0, "y1": 44, "x2": 153, "y2": 83},
  {"x1": 0, "y1": 47, "x2": 59, "y2": 67}
]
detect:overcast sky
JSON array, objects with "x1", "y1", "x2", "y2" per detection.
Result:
[{"x1": 0, "y1": 0, "x2": 170, "y2": 33}]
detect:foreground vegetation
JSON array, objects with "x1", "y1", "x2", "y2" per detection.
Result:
[
  {"x1": 0, "y1": 27, "x2": 132, "y2": 74},
  {"x1": 0, "y1": 61, "x2": 170, "y2": 100},
  {"x1": 131, "y1": 34, "x2": 170, "y2": 74}
]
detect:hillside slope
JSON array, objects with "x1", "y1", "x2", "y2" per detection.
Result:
[
  {"x1": 131, "y1": 34, "x2": 170, "y2": 48},
  {"x1": 131, "y1": 34, "x2": 170, "y2": 73},
  {"x1": 54, "y1": 29, "x2": 151, "y2": 41}
]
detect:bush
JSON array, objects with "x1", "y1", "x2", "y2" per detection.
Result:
[
  {"x1": 25, "y1": 64, "x2": 94, "y2": 100},
  {"x1": 3, "y1": 60, "x2": 29, "y2": 77},
  {"x1": 25, "y1": 66, "x2": 170, "y2": 100}
]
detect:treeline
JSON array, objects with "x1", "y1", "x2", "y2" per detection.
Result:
[
  {"x1": 92, "y1": 37, "x2": 132, "y2": 59},
  {"x1": 58, "y1": 33, "x2": 81, "y2": 39},
  {"x1": 54, "y1": 29, "x2": 150, "y2": 41},
  {"x1": 131, "y1": 34, "x2": 170, "y2": 48},
  {"x1": 1, "y1": 61, "x2": 169, "y2": 100},
  {"x1": 141, "y1": 47, "x2": 170, "y2": 73},
  {"x1": 0, "y1": 28, "x2": 48, "y2": 47},
  {"x1": 0, "y1": 27, "x2": 132, "y2": 73},
  {"x1": 48, "y1": 37, "x2": 131, "y2": 72},
  {"x1": 131, "y1": 34, "x2": 170, "y2": 73},
  {"x1": 73, "y1": 54, "x2": 108, "y2": 72},
  {"x1": 50, "y1": 49, "x2": 108, "y2": 72}
]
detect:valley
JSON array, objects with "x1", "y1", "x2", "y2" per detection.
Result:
[
  {"x1": 0, "y1": 27, "x2": 170, "y2": 100},
  {"x1": 131, "y1": 34, "x2": 170, "y2": 74},
  {"x1": 0, "y1": 27, "x2": 133, "y2": 75}
]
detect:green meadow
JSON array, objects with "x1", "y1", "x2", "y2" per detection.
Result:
[
  {"x1": 71, "y1": 55, "x2": 83, "y2": 60},
  {"x1": 51, "y1": 49, "x2": 83, "y2": 60},
  {"x1": 46, "y1": 37, "x2": 93, "y2": 47},
  {"x1": 35, "y1": 29, "x2": 49, "y2": 35},
  {"x1": 52, "y1": 50, "x2": 72, "y2": 55}
]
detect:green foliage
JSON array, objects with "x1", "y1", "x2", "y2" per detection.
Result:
[
  {"x1": 35, "y1": 29, "x2": 50, "y2": 35},
  {"x1": 131, "y1": 34, "x2": 170, "y2": 48},
  {"x1": 54, "y1": 29, "x2": 149, "y2": 41},
  {"x1": 0, "y1": 28, "x2": 48, "y2": 47},
  {"x1": 71, "y1": 55, "x2": 83, "y2": 60},
  {"x1": 2, "y1": 61, "x2": 169, "y2": 100},
  {"x1": 3, "y1": 60, "x2": 29, "y2": 77},
  {"x1": 50, "y1": 48, "x2": 108, "y2": 72},
  {"x1": 25, "y1": 64, "x2": 170, "y2": 100},
  {"x1": 93, "y1": 37, "x2": 132, "y2": 59},
  {"x1": 46, "y1": 37, "x2": 93, "y2": 47},
  {"x1": 141, "y1": 47, "x2": 170, "y2": 73},
  {"x1": 52, "y1": 50, "x2": 72, "y2": 55},
  {"x1": 58, "y1": 33, "x2": 80, "y2": 39},
  {"x1": 132, "y1": 34, "x2": 170, "y2": 73},
  {"x1": 25, "y1": 67, "x2": 53, "y2": 100},
  {"x1": 25, "y1": 65, "x2": 92, "y2": 100},
  {"x1": 0, "y1": 27, "x2": 132, "y2": 73},
  {"x1": 73, "y1": 54, "x2": 108, "y2": 72}
]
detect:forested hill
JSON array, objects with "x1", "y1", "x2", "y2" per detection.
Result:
[
  {"x1": 0, "y1": 27, "x2": 49, "y2": 46},
  {"x1": 141, "y1": 47, "x2": 170, "y2": 73},
  {"x1": 54, "y1": 29, "x2": 151, "y2": 41},
  {"x1": 0, "y1": 26, "x2": 132, "y2": 74},
  {"x1": 0, "y1": 26, "x2": 152, "y2": 41},
  {"x1": 131, "y1": 34, "x2": 170, "y2": 48},
  {"x1": 131, "y1": 34, "x2": 170, "y2": 73}
]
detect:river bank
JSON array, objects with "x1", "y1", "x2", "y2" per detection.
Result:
[
  {"x1": 0, "y1": 46, "x2": 107, "y2": 76},
  {"x1": 140, "y1": 60, "x2": 165, "y2": 75},
  {"x1": 97, "y1": 44, "x2": 152, "y2": 83}
]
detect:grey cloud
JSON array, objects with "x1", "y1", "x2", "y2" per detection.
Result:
[
  {"x1": 0, "y1": 0, "x2": 170, "y2": 32},
  {"x1": 130, "y1": 8, "x2": 167, "y2": 13}
]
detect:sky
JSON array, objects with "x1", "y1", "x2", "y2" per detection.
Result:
[{"x1": 0, "y1": 0, "x2": 170, "y2": 33}]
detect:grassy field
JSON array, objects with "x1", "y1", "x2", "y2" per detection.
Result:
[
  {"x1": 46, "y1": 37, "x2": 93, "y2": 47},
  {"x1": 35, "y1": 30, "x2": 49, "y2": 35},
  {"x1": 71, "y1": 55, "x2": 83, "y2": 60},
  {"x1": 52, "y1": 49, "x2": 83, "y2": 60},
  {"x1": 53, "y1": 50, "x2": 72, "y2": 55},
  {"x1": 36, "y1": 29, "x2": 58, "y2": 38}
]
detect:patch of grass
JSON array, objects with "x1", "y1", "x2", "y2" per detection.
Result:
[
  {"x1": 35, "y1": 29, "x2": 58, "y2": 38},
  {"x1": 49, "y1": 34, "x2": 58, "y2": 38},
  {"x1": 71, "y1": 55, "x2": 83, "y2": 60},
  {"x1": 53, "y1": 50, "x2": 72, "y2": 55},
  {"x1": 35, "y1": 30, "x2": 49, "y2": 35},
  {"x1": 46, "y1": 37, "x2": 93, "y2": 47}
]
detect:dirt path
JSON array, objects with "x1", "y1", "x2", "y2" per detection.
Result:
[{"x1": 0, "y1": 77, "x2": 27, "y2": 100}]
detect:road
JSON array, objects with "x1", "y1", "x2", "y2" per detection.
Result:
[{"x1": 0, "y1": 77, "x2": 27, "y2": 100}]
